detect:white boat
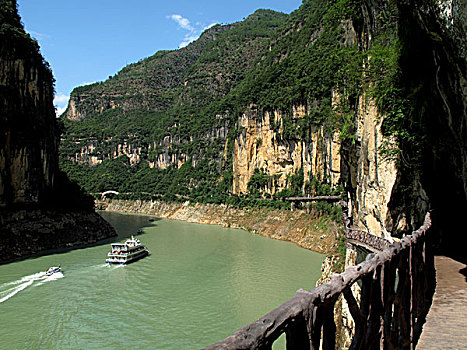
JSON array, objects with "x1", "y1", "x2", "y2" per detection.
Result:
[
  {"x1": 105, "y1": 236, "x2": 149, "y2": 265},
  {"x1": 46, "y1": 265, "x2": 61, "y2": 276}
]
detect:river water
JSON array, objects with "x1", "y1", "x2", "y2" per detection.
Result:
[{"x1": 0, "y1": 212, "x2": 324, "y2": 349}]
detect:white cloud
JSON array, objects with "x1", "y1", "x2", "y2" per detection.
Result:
[
  {"x1": 54, "y1": 93, "x2": 69, "y2": 117},
  {"x1": 179, "y1": 35, "x2": 199, "y2": 48},
  {"x1": 168, "y1": 14, "x2": 194, "y2": 32},
  {"x1": 27, "y1": 30, "x2": 50, "y2": 40},
  {"x1": 55, "y1": 105, "x2": 67, "y2": 117},
  {"x1": 167, "y1": 14, "x2": 218, "y2": 49},
  {"x1": 54, "y1": 93, "x2": 69, "y2": 105}
]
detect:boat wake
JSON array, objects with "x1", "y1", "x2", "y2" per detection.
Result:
[{"x1": 0, "y1": 271, "x2": 64, "y2": 303}]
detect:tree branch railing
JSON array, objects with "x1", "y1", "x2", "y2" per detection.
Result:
[
  {"x1": 344, "y1": 228, "x2": 390, "y2": 251},
  {"x1": 339, "y1": 202, "x2": 391, "y2": 252},
  {"x1": 205, "y1": 212, "x2": 435, "y2": 350}
]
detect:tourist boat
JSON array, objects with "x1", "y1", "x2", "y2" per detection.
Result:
[
  {"x1": 46, "y1": 265, "x2": 61, "y2": 276},
  {"x1": 105, "y1": 236, "x2": 149, "y2": 265}
]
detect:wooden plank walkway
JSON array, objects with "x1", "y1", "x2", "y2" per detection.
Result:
[{"x1": 417, "y1": 256, "x2": 467, "y2": 349}]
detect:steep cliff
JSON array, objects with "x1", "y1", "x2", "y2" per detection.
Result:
[
  {"x1": 232, "y1": 105, "x2": 341, "y2": 196},
  {"x1": 391, "y1": 0, "x2": 466, "y2": 255},
  {"x1": 340, "y1": 0, "x2": 466, "y2": 252},
  {"x1": 0, "y1": 1, "x2": 57, "y2": 206},
  {"x1": 0, "y1": 0, "x2": 115, "y2": 263}
]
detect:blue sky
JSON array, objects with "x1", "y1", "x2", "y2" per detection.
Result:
[{"x1": 17, "y1": 0, "x2": 303, "y2": 115}]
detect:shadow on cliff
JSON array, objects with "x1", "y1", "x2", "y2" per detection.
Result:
[{"x1": 386, "y1": 2, "x2": 467, "y2": 262}]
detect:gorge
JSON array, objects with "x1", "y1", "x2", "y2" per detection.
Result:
[
  {"x1": 60, "y1": 0, "x2": 466, "y2": 259},
  {"x1": 58, "y1": 0, "x2": 466, "y2": 346},
  {"x1": 0, "y1": 0, "x2": 465, "y2": 348}
]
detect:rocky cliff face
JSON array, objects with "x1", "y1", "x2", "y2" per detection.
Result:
[
  {"x1": 337, "y1": 0, "x2": 465, "y2": 246},
  {"x1": 344, "y1": 94, "x2": 400, "y2": 238},
  {"x1": 0, "y1": 31, "x2": 57, "y2": 206},
  {"x1": 342, "y1": 0, "x2": 466, "y2": 247},
  {"x1": 232, "y1": 105, "x2": 341, "y2": 195},
  {"x1": 394, "y1": 0, "x2": 466, "y2": 254},
  {"x1": 0, "y1": 0, "x2": 115, "y2": 263}
]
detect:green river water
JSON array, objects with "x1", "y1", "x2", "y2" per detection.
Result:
[{"x1": 0, "y1": 212, "x2": 324, "y2": 349}]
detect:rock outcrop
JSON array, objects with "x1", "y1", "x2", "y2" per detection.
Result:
[
  {"x1": 232, "y1": 105, "x2": 341, "y2": 195},
  {"x1": 345, "y1": 95, "x2": 399, "y2": 238}
]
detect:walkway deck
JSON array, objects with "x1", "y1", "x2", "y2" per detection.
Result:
[{"x1": 417, "y1": 256, "x2": 467, "y2": 349}]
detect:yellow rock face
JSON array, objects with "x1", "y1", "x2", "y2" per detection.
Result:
[
  {"x1": 232, "y1": 105, "x2": 341, "y2": 195},
  {"x1": 352, "y1": 95, "x2": 399, "y2": 238}
]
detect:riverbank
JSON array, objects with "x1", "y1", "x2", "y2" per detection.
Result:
[{"x1": 96, "y1": 199, "x2": 341, "y2": 254}]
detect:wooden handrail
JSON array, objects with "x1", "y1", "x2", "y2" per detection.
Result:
[{"x1": 205, "y1": 212, "x2": 435, "y2": 349}]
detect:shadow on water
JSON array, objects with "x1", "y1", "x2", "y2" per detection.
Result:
[
  {"x1": 98, "y1": 211, "x2": 161, "y2": 239},
  {"x1": 1, "y1": 211, "x2": 160, "y2": 265}
]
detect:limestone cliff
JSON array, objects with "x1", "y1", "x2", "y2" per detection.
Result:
[
  {"x1": 341, "y1": 0, "x2": 467, "y2": 249},
  {"x1": 344, "y1": 95, "x2": 399, "y2": 238},
  {"x1": 232, "y1": 105, "x2": 341, "y2": 195},
  {"x1": 0, "y1": 0, "x2": 115, "y2": 263}
]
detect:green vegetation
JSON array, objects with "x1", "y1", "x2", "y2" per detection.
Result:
[
  {"x1": 224, "y1": 0, "x2": 363, "y2": 130},
  {"x1": 332, "y1": 234, "x2": 347, "y2": 272},
  {"x1": 0, "y1": 0, "x2": 52, "y2": 75}
]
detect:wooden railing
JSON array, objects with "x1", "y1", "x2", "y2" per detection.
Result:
[
  {"x1": 205, "y1": 212, "x2": 435, "y2": 349},
  {"x1": 339, "y1": 202, "x2": 391, "y2": 252},
  {"x1": 284, "y1": 196, "x2": 342, "y2": 202},
  {"x1": 345, "y1": 228, "x2": 390, "y2": 251}
]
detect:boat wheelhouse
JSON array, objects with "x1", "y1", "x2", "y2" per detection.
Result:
[{"x1": 105, "y1": 236, "x2": 149, "y2": 265}]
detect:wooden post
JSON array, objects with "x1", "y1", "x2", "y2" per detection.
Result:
[
  {"x1": 322, "y1": 304, "x2": 337, "y2": 350},
  {"x1": 285, "y1": 316, "x2": 312, "y2": 350},
  {"x1": 309, "y1": 305, "x2": 323, "y2": 350}
]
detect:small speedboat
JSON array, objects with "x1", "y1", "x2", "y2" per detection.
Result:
[
  {"x1": 137, "y1": 228, "x2": 143, "y2": 235},
  {"x1": 46, "y1": 265, "x2": 61, "y2": 276}
]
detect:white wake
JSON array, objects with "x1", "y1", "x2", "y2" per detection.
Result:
[{"x1": 0, "y1": 271, "x2": 64, "y2": 303}]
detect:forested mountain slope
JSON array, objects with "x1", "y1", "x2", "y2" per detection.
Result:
[
  {"x1": 61, "y1": 0, "x2": 467, "y2": 257},
  {"x1": 60, "y1": 9, "x2": 290, "y2": 202}
]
